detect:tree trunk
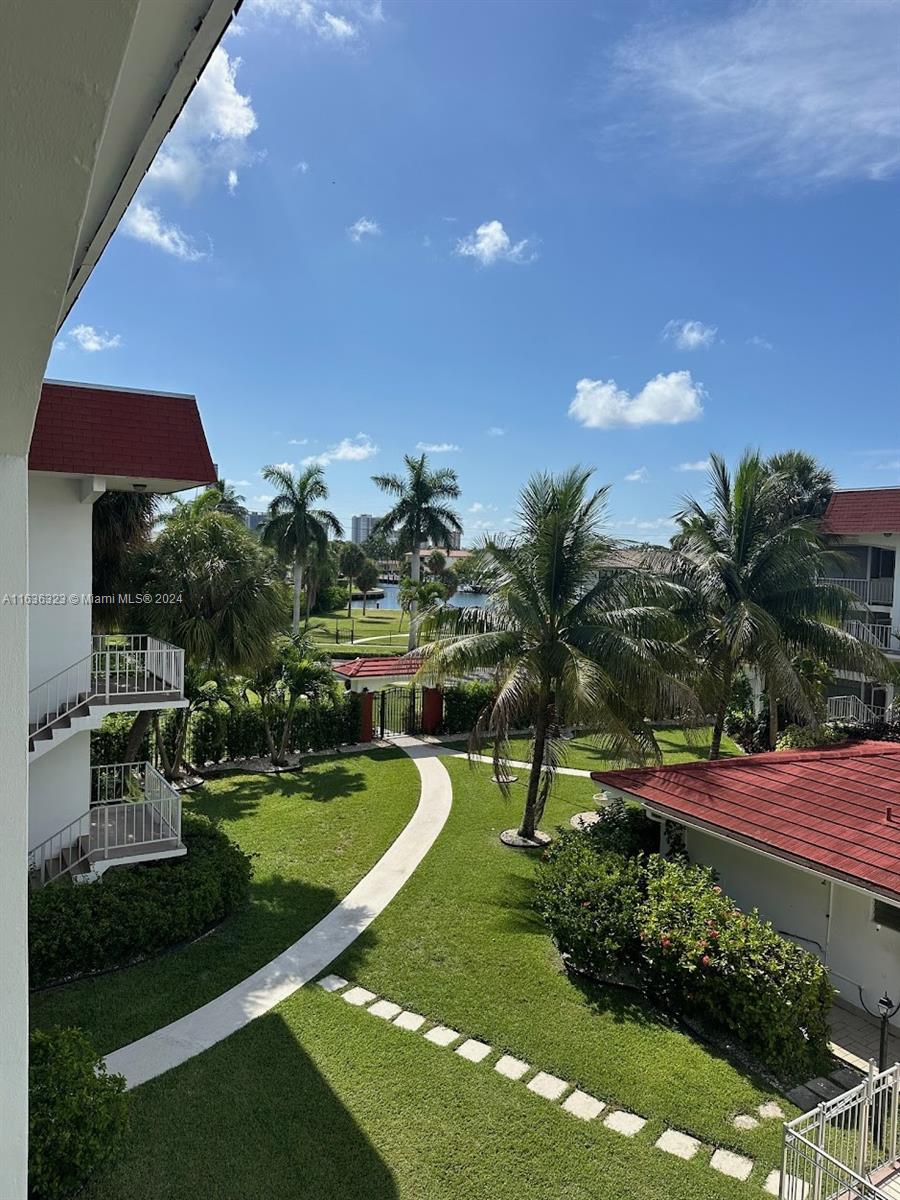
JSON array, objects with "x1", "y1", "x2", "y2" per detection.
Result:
[
  {"x1": 167, "y1": 708, "x2": 191, "y2": 779},
  {"x1": 519, "y1": 706, "x2": 549, "y2": 840},
  {"x1": 304, "y1": 585, "x2": 312, "y2": 630},
  {"x1": 347, "y1": 575, "x2": 353, "y2": 619},
  {"x1": 408, "y1": 548, "x2": 421, "y2": 652},
  {"x1": 277, "y1": 698, "x2": 298, "y2": 765},
  {"x1": 768, "y1": 686, "x2": 779, "y2": 750},
  {"x1": 709, "y1": 664, "x2": 734, "y2": 761},
  {"x1": 362, "y1": 592, "x2": 368, "y2": 615},
  {"x1": 292, "y1": 561, "x2": 303, "y2": 635},
  {"x1": 124, "y1": 708, "x2": 154, "y2": 762}
]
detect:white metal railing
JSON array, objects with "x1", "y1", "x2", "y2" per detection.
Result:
[
  {"x1": 781, "y1": 1063, "x2": 900, "y2": 1199},
  {"x1": 29, "y1": 761, "x2": 182, "y2": 886},
  {"x1": 827, "y1": 695, "x2": 887, "y2": 725},
  {"x1": 845, "y1": 620, "x2": 900, "y2": 652},
  {"x1": 823, "y1": 577, "x2": 895, "y2": 606},
  {"x1": 29, "y1": 635, "x2": 184, "y2": 740}
]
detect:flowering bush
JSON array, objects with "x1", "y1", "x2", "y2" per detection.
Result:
[
  {"x1": 776, "y1": 723, "x2": 844, "y2": 751},
  {"x1": 536, "y1": 832, "x2": 833, "y2": 1079}
]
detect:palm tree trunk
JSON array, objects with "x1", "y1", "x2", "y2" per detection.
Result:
[
  {"x1": 304, "y1": 586, "x2": 312, "y2": 630},
  {"x1": 768, "y1": 686, "x2": 779, "y2": 750},
  {"x1": 347, "y1": 574, "x2": 353, "y2": 619},
  {"x1": 709, "y1": 664, "x2": 733, "y2": 761},
  {"x1": 292, "y1": 561, "x2": 303, "y2": 635},
  {"x1": 408, "y1": 548, "x2": 421, "y2": 652},
  {"x1": 519, "y1": 705, "x2": 549, "y2": 840}
]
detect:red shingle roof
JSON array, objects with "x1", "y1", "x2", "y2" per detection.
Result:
[
  {"x1": 29, "y1": 380, "x2": 216, "y2": 487},
  {"x1": 592, "y1": 742, "x2": 900, "y2": 901},
  {"x1": 332, "y1": 656, "x2": 419, "y2": 678},
  {"x1": 821, "y1": 488, "x2": 900, "y2": 535}
]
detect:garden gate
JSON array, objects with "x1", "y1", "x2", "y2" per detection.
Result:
[{"x1": 378, "y1": 686, "x2": 424, "y2": 738}]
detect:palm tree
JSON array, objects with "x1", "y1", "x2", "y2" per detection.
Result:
[
  {"x1": 207, "y1": 478, "x2": 247, "y2": 520},
  {"x1": 260, "y1": 464, "x2": 343, "y2": 634},
  {"x1": 340, "y1": 542, "x2": 367, "y2": 618},
  {"x1": 372, "y1": 454, "x2": 462, "y2": 650},
  {"x1": 672, "y1": 452, "x2": 885, "y2": 755},
  {"x1": 355, "y1": 559, "x2": 380, "y2": 614},
  {"x1": 764, "y1": 451, "x2": 834, "y2": 521},
  {"x1": 426, "y1": 549, "x2": 447, "y2": 578},
  {"x1": 92, "y1": 491, "x2": 158, "y2": 629},
  {"x1": 417, "y1": 468, "x2": 692, "y2": 844}
]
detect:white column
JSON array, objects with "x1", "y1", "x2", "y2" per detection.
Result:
[{"x1": 0, "y1": 453, "x2": 29, "y2": 1198}]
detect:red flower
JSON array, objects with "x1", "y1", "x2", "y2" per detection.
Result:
[{"x1": 700, "y1": 955, "x2": 710, "y2": 967}]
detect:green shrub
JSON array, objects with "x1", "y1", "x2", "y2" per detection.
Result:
[
  {"x1": 441, "y1": 680, "x2": 495, "y2": 734},
  {"x1": 536, "y1": 836, "x2": 833, "y2": 1079},
  {"x1": 90, "y1": 712, "x2": 150, "y2": 767},
  {"x1": 29, "y1": 812, "x2": 252, "y2": 988},
  {"x1": 535, "y1": 832, "x2": 644, "y2": 980},
  {"x1": 776, "y1": 723, "x2": 845, "y2": 751},
  {"x1": 585, "y1": 796, "x2": 660, "y2": 858},
  {"x1": 29, "y1": 1027, "x2": 127, "y2": 1200}
]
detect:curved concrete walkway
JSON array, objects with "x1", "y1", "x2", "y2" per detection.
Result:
[{"x1": 105, "y1": 735, "x2": 452, "y2": 1089}]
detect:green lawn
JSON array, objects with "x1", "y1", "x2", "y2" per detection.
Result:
[
  {"x1": 309, "y1": 607, "x2": 409, "y2": 656},
  {"x1": 443, "y1": 724, "x2": 742, "y2": 773},
  {"x1": 30, "y1": 748, "x2": 419, "y2": 1054}
]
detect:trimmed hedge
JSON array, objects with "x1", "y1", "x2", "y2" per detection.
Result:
[
  {"x1": 190, "y1": 693, "x2": 361, "y2": 764},
  {"x1": 29, "y1": 1027, "x2": 127, "y2": 1200},
  {"x1": 441, "y1": 680, "x2": 495, "y2": 734},
  {"x1": 30, "y1": 812, "x2": 252, "y2": 988},
  {"x1": 536, "y1": 825, "x2": 833, "y2": 1080}
]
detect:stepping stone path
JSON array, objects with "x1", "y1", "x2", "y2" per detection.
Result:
[{"x1": 316, "y1": 974, "x2": 804, "y2": 1192}]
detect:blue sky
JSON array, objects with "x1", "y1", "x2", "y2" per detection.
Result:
[{"x1": 50, "y1": 0, "x2": 900, "y2": 541}]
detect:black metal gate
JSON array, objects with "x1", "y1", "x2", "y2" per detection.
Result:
[{"x1": 378, "y1": 686, "x2": 423, "y2": 737}]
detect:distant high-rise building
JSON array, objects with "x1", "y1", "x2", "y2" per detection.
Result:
[
  {"x1": 447, "y1": 529, "x2": 462, "y2": 551},
  {"x1": 351, "y1": 513, "x2": 378, "y2": 544},
  {"x1": 243, "y1": 511, "x2": 267, "y2": 533}
]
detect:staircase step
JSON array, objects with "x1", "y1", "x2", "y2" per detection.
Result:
[{"x1": 829, "y1": 1067, "x2": 863, "y2": 1091}]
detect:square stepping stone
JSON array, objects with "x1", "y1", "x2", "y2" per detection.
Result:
[
  {"x1": 603, "y1": 1110, "x2": 646, "y2": 1137},
  {"x1": 342, "y1": 986, "x2": 377, "y2": 1007},
  {"x1": 368, "y1": 1000, "x2": 402, "y2": 1021},
  {"x1": 316, "y1": 974, "x2": 348, "y2": 993},
  {"x1": 562, "y1": 1090, "x2": 605, "y2": 1121},
  {"x1": 495, "y1": 1054, "x2": 529, "y2": 1081},
  {"x1": 710, "y1": 1148, "x2": 754, "y2": 1182},
  {"x1": 424, "y1": 1025, "x2": 460, "y2": 1047},
  {"x1": 806, "y1": 1076, "x2": 843, "y2": 1101},
  {"x1": 655, "y1": 1129, "x2": 701, "y2": 1160},
  {"x1": 732, "y1": 1113, "x2": 759, "y2": 1130},
  {"x1": 456, "y1": 1038, "x2": 491, "y2": 1063},
  {"x1": 764, "y1": 1169, "x2": 808, "y2": 1199},
  {"x1": 785, "y1": 1085, "x2": 819, "y2": 1112},
  {"x1": 829, "y1": 1068, "x2": 862, "y2": 1091},
  {"x1": 393, "y1": 1011, "x2": 426, "y2": 1032},
  {"x1": 757, "y1": 1100, "x2": 785, "y2": 1121},
  {"x1": 526, "y1": 1071, "x2": 568, "y2": 1101}
]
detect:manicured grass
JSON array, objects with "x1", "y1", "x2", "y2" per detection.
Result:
[
  {"x1": 30, "y1": 748, "x2": 419, "y2": 1055},
  {"x1": 443, "y1": 724, "x2": 742, "y2": 773},
  {"x1": 309, "y1": 607, "x2": 409, "y2": 655},
  {"x1": 82, "y1": 986, "x2": 756, "y2": 1200},
  {"x1": 329, "y1": 758, "x2": 791, "y2": 1179}
]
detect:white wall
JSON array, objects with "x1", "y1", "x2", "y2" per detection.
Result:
[
  {"x1": 28, "y1": 731, "x2": 90, "y2": 849},
  {"x1": 28, "y1": 473, "x2": 93, "y2": 688},
  {"x1": 685, "y1": 828, "x2": 900, "y2": 1029}
]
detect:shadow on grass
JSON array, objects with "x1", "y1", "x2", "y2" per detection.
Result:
[
  {"x1": 86, "y1": 1009, "x2": 399, "y2": 1200},
  {"x1": 190, "y1": 759, "x2": 384, "y2": 823}
]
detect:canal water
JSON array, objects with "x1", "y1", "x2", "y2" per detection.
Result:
[{"x1": 352, "y1": 582, "x2": 487, "y2": 610}]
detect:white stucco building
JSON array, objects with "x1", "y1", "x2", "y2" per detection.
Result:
[
  {"x1": 820, "y1": 487, "x2": 900, "y2": 721},
  {"x1": 594, "y1": 741, "x2": 900, "y2": 1032},
  {"x1": 25, "y1": 379, "x2": 217, "y2": 881}
]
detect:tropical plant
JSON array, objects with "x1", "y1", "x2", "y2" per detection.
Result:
[
  {"x1": 372, "y1": 454, "x2": 462, "y2": 649},
  {"x1": 91, "y1": 490, "x2": 158, "y2": 629},
  {"x1": 339, "y1": 542, "x2": 367, "y2": 618},
  {"x1": 355, "y1": 558, "x2": 380, "y2": 613},
  {"x1": 206, "y1": 477, "x2": 247, "y2": 519},
  {"x1": 426, "y1": 548, "x2": 447, "y2": 578},
  {"x1": 417, "y1": 467, "x2": 691, "y2": 842},
  {"x1": 260, "y1": 464, "x2": 343, "y2": 633},
  {"x1": 243, "y1": 634, "x2": 336, "y2": 766},
  {"x1": 763, "y1": 450, "x2": 834, "y2": 522},
  {"x1": 671, "y1": 452, "x2": 885, "y2": 755}
]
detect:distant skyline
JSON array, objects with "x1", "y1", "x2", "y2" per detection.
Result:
[{"x1": 49, "y1": 0, "x2": 900, "y2": 541}]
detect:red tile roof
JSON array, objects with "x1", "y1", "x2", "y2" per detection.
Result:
[
  {"x1": 332, "y1": 656, "x2": 419, "y2": 678},
  {"x1": 821, "y1": 488, "x2": 900, "y2": 535},
  {"x1": 29, "y1": 380, "x2": 216, "y2": 487},
  {"x1": 592, "y1": 742, "x2": 900, "y2": 901}
]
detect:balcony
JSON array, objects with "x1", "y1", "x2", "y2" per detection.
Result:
[
  {"x1": 28, "y1": 761, "x2": 184, "y2": 888},
  {"x1": 825, "y1": 577, "x2": 895, "y2": 606},
  {"x1": 28, "y1": 635, "x2": 185, "y2": 759},
  {"x1": 844, "y1": 620, "x2": 900, "y2": 654},
  {"x1": 827, "y1": 695, "x2": 887, "y2": 725}
]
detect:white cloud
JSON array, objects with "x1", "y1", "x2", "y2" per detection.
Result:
[
  {"x1": 675, "y1": 459, "x2": 711, "y2": 472},
  {"x1": 663, "y1": 319, "x2": 717, "y2": 350},
  {"x1": 747, "y1": 334, "x2": 774, "y2": 351},
  {"x1": 304, "y1": 433, "x2": 378, "y2": 467},
  {"x1": 607, "y1": 0, "x2": 900, "y2": 187},
  {"x1": 625, "y1": 467, "x2": 648, "y2": 483},
  {"x1": 613, "y1": 516, "x2": 678, "y2": 532},
  {"x1": 121, "y1": 201, "x2": 207, "y2": 261},
  {"x1": 456, "y1": 220, "x2": 535, "y2": 266},
  {"x1": 148, "y1": 47, "x2": 258, "y2": 200},
  {"x1": 288, "y1": 437, "x2": 309, "y2": 446},
  {"x1": 253, "y1": 494, "x2": 275, "y2": 506},
  {"x1": 416, "y1": 441, "x2": 460, "y2": 453},
  {"x1": 322, "y1": 11, "x2": 356, "y2": 39},
  {"x1": 293, "y1": 160, "x2": 310, "y2": 174},
  {"x1": 485, "y1": 426, "x2": 505, "y2": 437},
  {"x1": 61, "y1": 324, "x2": 122, "y2": 353},
  {"x1": 228, "y1": 479, "x2": 252, "y2": 487},
  {"x1": 261, "y1": 462, "x2": 295, "y2": 475},
  {"x1": 250, "y1": 0, "x2": 383, "y2": 41},
  {"x1": 347, "y1": 217, "x2": 381, "y2": 242},
  {"x1": 568, "y1": 371, "x2": 705, "y2": 429},
  {"x1": 875, "y1": 459, "x2": 900, "y2": 472},
  {"x1": 468, "y1": 502, "x2": 497, "y2": 514},
  {"x1": 227, "y1": 169, "x2": 239, "y2": 194}
]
